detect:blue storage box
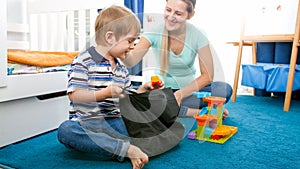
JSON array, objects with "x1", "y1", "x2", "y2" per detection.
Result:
[
  {"x1": 266, "y1": 64, "x2": 300, "y2": 92},
  {"x1": 243, "y1": 43, "x2": 300, "y2": 97},
  {"x1": 254, "y1": 89, "x2": 271, "y2": 97},
  {"x1": 274, "y1": 42, "x2": 292, "y2": 64},
  {"x1": 274, "y1": 42, "x2": 300, "y2": 64},
  {"x1": 241, "y1": 64, "x2": 269, "y2": 89},
  {"x1": 256, "y1": 42, "x2": 275, "y2": 63}
]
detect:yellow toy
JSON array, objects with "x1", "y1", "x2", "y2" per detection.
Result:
[
  {"x1": 187, "y1": 92, "x2": 238, "y2": 144},
  {"x1": 151, "y1": 75, "x2": 161, "y2": 89}
]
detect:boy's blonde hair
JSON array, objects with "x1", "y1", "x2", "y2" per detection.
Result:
[{"x1": 94, "y1": 5, "x2": 141, "y2": 45}]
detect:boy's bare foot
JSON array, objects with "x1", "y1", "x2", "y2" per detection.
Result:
[{"x1": 127, "y1": 145, "x2": 149, "y2": 169}]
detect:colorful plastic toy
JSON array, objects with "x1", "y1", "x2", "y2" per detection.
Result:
[
  {"x1": 187, "y1": 92, "x2": 238, "y2": 144},
  {"x1": 151, "y1": 75, "x2": 160, "y2": 89}
]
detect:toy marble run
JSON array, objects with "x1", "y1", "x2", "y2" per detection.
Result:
[{"x1": 187, "y1": 92, "x2": 238, "y2": 144}]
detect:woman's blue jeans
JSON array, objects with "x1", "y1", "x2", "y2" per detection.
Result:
[
  {"x1": 57, "y1": 117, "x2": 130, "y2": 161},
  {"x1": 178, "y1": 81, "x2": 233, "y2": 116}
]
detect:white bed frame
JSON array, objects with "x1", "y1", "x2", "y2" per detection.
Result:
[{"x1": 0, "y1": 0, "x2": 122, "y2": 148}]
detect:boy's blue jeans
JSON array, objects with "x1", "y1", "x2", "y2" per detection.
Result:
[
  {"x1": 178, "y1": 81, "x2": 233, "y2": 116},
  {"x1": 57, "y1": 117, "x2": 130, "y2": 161}
]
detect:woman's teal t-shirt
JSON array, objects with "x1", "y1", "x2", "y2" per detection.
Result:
[{"x1": 143, "y1": 22, "x2": 209, "y2": 89}]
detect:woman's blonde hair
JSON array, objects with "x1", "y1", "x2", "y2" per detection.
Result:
[
  {"x1": 160, "y1": 0, "x2": 196, "y2": 75},
  {"x1": 94, "y1": 5, "x2": 141, "y2": 45}
]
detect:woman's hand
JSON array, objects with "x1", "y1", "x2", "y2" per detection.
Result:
[{"x1": 174, "y1": 90, "x2": 183, "y2": 106}]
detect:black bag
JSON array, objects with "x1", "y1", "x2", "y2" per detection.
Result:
[{"x1": 119, "y1": 88, "x2": 184, "y2": 157}]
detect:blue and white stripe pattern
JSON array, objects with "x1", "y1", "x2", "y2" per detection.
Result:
[{"x1": 67, "y1": 46, "x2": 131, "y2": 119}]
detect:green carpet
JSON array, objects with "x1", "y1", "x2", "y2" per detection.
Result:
[{"x1": 0, "y1": 95, "x2": 300, "y2": 169}]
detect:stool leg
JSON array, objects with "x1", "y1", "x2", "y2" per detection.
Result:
[{"x1": 232, "y1": 41, "x2": 244, "y2": 101}]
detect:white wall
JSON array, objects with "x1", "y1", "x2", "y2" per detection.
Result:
[
  {"x1": 143, "y1": 0, "x2": 298, "y2": 87},
  {"x1": 191, "y1": 0, "x2": 246, "y2": 85},
  {"x1": 143, "y1": 0, "x2": 244, "y2": 84},
  {"x1": 4, "y1": 0, "x2": 298, "y2": 87},
  {"x1": 7, "y1": 0, "x2": 27, "y2": 23},
  {"x1": 27, "y1": 0, "x2": 123, "y2": 13}
]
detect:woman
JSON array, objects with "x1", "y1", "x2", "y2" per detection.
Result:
[{"x1": 123, "y1": 0, "x2": 232, "y2": 118}]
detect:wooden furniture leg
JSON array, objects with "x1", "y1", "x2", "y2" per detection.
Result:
[
  {"x1": 284, "y1": 2, "x2": 300, "y2": 111},
  {"x1": 232, "y1": 41, "x2": 244, "y2": 102}
]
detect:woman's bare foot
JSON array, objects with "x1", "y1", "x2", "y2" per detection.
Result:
[
  {"x1": 127, "y1": 145, "x2": 149, "y2": 169},
  {"x1": 223, "y1": 108, "x2": 229, "y2": 120}
]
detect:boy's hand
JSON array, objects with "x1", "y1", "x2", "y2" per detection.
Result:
[
  {"x1": 106, "y1": 84, "x2": 124, "y2": 98},
  {"x1": 156, "y1": 80, "x2": 164, "y2": 89},
  {"x1": 143, "y1": 80, "x2": 164, "y2": 91}
]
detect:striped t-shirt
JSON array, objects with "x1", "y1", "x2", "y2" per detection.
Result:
[{"x1": 67, "y1": 46, "x2": 131, "y2": 119}]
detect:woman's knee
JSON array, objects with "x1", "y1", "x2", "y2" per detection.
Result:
[{"x1": 211, "y1": 81, "x2": 233, "y2": 102}]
